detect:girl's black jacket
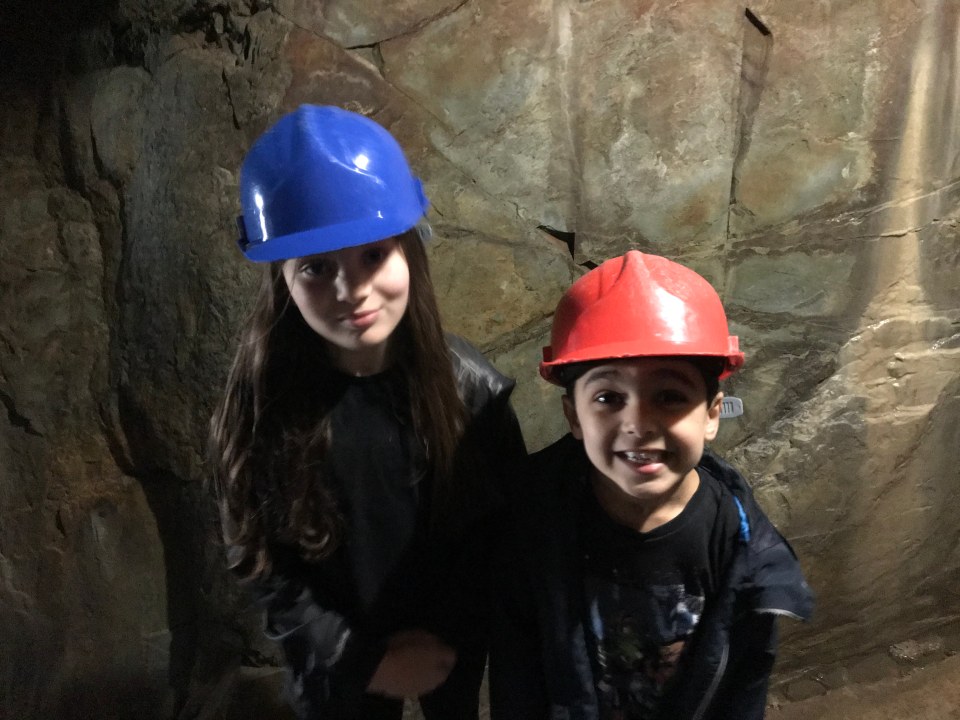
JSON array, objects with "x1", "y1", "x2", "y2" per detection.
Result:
[
  {"x1": 235, "y1": 335, "x2": 525, "y2": 717},
  {"x1": 489, "y1": 433, "x2": 814, "y2": 720}
]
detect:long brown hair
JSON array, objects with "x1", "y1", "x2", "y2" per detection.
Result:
[{"x1": 209, "y1": 228, "x2": 465, "y2": 581}]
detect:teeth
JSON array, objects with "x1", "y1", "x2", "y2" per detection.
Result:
[{"x1": 623, "y1": 451, "x2": 659, "y2": 463}]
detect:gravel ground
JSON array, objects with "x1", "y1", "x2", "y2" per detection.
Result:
[
  {"x1": 768, "y1": 654, "x2": 960, "y2": 720},
  {"x1": 234, "y1": 654, "x2": 960, "y2": 719}
]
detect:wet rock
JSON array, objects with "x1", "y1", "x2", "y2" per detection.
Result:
[
  {"x1": 889, "y1": 637, "x2": 944, "y2": 665},
  {"x1": 1, "y1": 0, "x2": 959, "y2": 717},
  {"x1": 846, "y1": 651, "x2": 902, "y2": 685},
  {"x1": 782, "y1": 677, "x2": 828, "y2": 702}
]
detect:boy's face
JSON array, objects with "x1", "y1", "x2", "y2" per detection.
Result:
[{"x1": 563, "y1": 358, "x2": 722, "y2": 511}]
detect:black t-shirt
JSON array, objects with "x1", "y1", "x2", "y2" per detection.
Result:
[
  {"x1": 324, "y1": 368, "x2": 428, "y2": 614},
  {"x1": 580, "y1": 466, "x2": 741, "y2": 720}
]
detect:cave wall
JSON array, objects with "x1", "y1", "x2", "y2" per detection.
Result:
[{"x1": 1, "y1": 0, "x2": 958, "y2": 717}]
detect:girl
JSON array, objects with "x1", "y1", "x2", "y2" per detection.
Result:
[{"x1": 210, "y1": 105, "x2": 525, "y2": 719}]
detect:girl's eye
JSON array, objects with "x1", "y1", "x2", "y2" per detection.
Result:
[
  {"x1": 362, "y1": 243, "x2": 391, "y2": 266},
  {"x1": 300, "y1": 259, "x2": 334, "y2": 277}
]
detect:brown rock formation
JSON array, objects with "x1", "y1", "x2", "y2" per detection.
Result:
[{"x1": 1, "y1": 0, "x2": 957, "y2": 718}]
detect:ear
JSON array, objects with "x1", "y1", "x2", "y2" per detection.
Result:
[
  {"x1": 704, "y1": 392, "x2": 722, "y2": 442},
  {"x1": 562, "y1": 394, "x2": 583, "y2": 440}
]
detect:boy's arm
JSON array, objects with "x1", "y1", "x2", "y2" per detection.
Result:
[{"x1": 707, "y1": 612, "x2": 778, "y2": 720}]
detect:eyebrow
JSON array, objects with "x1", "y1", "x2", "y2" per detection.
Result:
[
  {"x1": 580, "y1": 367, "x2": 623, "y2": 385},
  {"x1": 652, "y1": 368, "x2": 700, "y2": 389},
  {"x1": 580, "y1": 365, "x2": 700, "y2": 389}
]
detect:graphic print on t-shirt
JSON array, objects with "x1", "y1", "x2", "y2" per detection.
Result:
[{"x1": 585, "y1": 577, "x2": 705, "y2": 719}]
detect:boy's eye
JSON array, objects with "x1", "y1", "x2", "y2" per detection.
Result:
[
  {"x1": 655, "y1": 389, "x2": 692, "y2": 406},
  {"x1": 593, "y1": 391, "x2": 625, "y2": 407}
]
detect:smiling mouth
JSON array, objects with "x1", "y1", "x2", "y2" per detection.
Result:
[
  {"x1": 617, "y1": 450, "x2": 668, "y2": 471},
  {"x1": 345, "y1": 309, "x2": 379, "y2": 328}
]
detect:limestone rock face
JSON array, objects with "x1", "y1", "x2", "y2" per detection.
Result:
[
  {"x1": 1, "y1": 0, "x2": 959, "y2": 718},
  {"x1": 275, "y1": 0, "x2": 463, "y2": 47},
  {"x1": 0, "y1": 85, "x2": 171, "y2": 718}
]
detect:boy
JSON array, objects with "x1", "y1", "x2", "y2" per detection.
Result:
[{"x1": 490, "y1": 251, "x2": 813, "y2": 720}]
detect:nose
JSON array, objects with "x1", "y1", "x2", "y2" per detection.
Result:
[
  {"x1": 621, "y1": 399, "x2": 655, "y2": 436},
  {"x1": 333, "y1": 263, "x2": 370, "y2": 303}
]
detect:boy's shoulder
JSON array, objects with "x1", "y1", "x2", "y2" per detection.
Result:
[
  {"x1": 697, "y1": 450, "x2": 782, "y2": 546},
  {"x1": 698, "y1": 449, "x2": 752, "y2": 497},
  {"x1": 700, "y1": 450, "x2": 816, "y2": 621}
]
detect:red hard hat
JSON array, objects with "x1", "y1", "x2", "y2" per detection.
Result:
[{"x1": 540, "y1": 251, "x2": 744, "y2": 385}]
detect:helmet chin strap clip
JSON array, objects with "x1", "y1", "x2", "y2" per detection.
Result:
[
  {"x1": 720, "y1": 396, "x2": 744, "y2": 419},
  {"x1": 236, "y1": 216, "x2": 250, "y2": 253}
]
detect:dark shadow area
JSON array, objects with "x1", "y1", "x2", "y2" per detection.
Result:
[
  {"x1": 115, "y1": 388, "x2": 208, "y2": 717},
  {"x1": 538, "y1": 224, "x2": 576, "y2": 257},
  {"x1": 728, "y1": 7, "x2": 773, "y2": 221},
  {"x1": 53, "y1": 675, "x2": 171, "y2": 720},
  {"x1": 0, "y1": 0, "x2": 115, "y2": 79}
]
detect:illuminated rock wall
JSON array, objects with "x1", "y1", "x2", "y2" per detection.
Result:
[{"x1": 1, "y1": 0, "x2": 957, "y2": 716}]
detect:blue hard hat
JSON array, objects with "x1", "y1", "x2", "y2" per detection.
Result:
[{"x1": 236, "y1": 105, "x2": 430, "y2": 262}]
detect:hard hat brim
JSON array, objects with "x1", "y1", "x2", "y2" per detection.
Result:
[
  {"x1": 240, "y1": 208, "x2": 425, "y2": 263},
  {"x1": 539, "y1": 348, "x2": 744, "y2": 385}
]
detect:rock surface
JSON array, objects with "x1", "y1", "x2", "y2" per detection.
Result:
[
  {"x1": 1, "y1": 0, "x2": 958, "y2": 717},
  {"x1": 768, "y1": 651, "x2": 960, "y2": 720}
]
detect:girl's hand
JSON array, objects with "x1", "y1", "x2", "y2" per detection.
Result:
[{"x1": 366, "y1": 629, "x2": 457, "y2": 698}]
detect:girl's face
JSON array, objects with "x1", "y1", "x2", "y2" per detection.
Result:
[{"x1": 282, "y1": 238, "x2": 410, "y2": 376}]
